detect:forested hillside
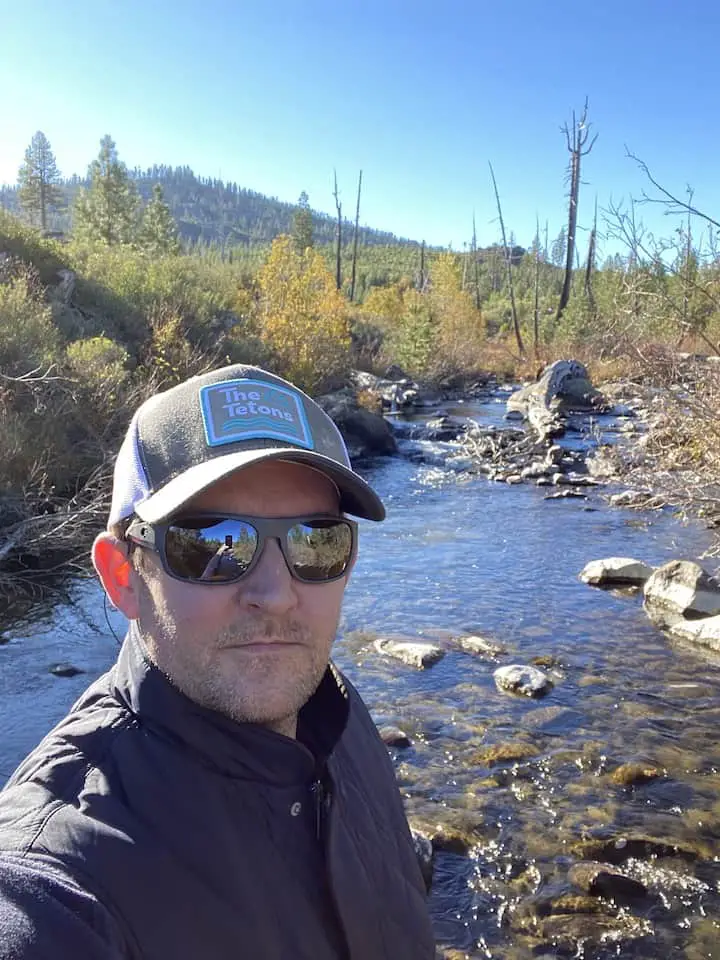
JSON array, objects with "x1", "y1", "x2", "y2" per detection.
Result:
[{"x1": 0, "y1": 164, "x2": 415, "y2": 248}]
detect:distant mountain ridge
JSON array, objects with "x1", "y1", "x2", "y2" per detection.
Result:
[{"x1": 0, "y1": 164, "x2": 420, "y2": 248}]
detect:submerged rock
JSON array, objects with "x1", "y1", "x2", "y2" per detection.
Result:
[
  {"x1": 643, "y1": 560, "x2": 720, "y2": 618},
  {"x1": 568, "y1": 861, "x2": 648, "y2": 901},
  {"x1": 378, "y1": 725, "x2": 412, "y2": 748},
  {"x1": 453, "y1": 634, "x2": 506, "y2": 659},
  {"x1": 521, "y1": 705, "x2": 582, "y2": 735},
  {"x1": 49, "y1": 662, "x2": 84, "y2": 678},
  {"x1": 535, "y1": 912, "x2": 652, "y2": 949},
  {"x1": 468, "y1": 741, "x2": 540, "y2": 767},
  {"x1": 579, "y1": 557, "x2": 654, "y2": 587},
  {"x1": 373, "y1": 638, "x2": 445, "y2": 669},
  {"x1": 609, "y1": 763, "x2": 664, "y2": 787},
  {"x1": 571, "y1": 834, "x2": 708, "y2": 864},
  {"x1": 494, "y1": 664, "x2": 553, "y2": 698}
]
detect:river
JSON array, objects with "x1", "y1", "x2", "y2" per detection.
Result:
[{"x1": 1, "y1": 395, "x2": 719, "y2": 958}]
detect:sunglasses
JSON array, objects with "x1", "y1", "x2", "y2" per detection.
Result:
[{"x1": 126, "y1": 513, "x2": 358, "y2": 585}]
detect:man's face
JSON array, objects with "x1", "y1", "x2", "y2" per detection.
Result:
[{"x1": 132, "y1": 460, "x2": 350, "y2": 737}]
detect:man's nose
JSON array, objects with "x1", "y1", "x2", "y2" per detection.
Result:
[{"x1": 238, "y1": 538, "x2": 297, "y2": 614}]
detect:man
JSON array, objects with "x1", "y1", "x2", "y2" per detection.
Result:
[{"x1": 0, "y1": 364, "x2": 436, "y2": 959}]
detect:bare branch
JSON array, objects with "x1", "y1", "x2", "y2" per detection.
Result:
[{"x1": 626, "y1": 149, "x2": 720, "y2": 231}]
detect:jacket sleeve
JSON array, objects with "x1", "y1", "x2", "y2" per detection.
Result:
[{"x1": 0, "y1": 854, "x2": 128, "y2": 959}]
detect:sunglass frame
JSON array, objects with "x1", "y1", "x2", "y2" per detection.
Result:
[{"x1": 126, "y1": 513, "x2": 358, "y2": 585}]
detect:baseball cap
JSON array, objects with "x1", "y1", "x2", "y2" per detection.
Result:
[{"x1": 108, "y1": 364, "x2": 385, "y2": 525}]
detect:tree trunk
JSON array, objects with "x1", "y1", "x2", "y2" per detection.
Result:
[
  {"x1": 489, "y1": 162, "x2": 524, "y2": 356},
  {"x1": 349, "y1": 170, "x2": 362, "y2": 302},
  {"x1": 556, "y1": 100, "x2": 598, "y2": 324},
  {"x1": 584, "y1": 199, "x2": 597, "y2": 315},
  {"x1": 333, "y1": 170, "x2": 342, "y2": 291},
  {"x1": 472, "y1": 214, "x2": 481, "y2": 311},
  {"x1": 533, "y1": 216, "x2": 541, "y2": 359}
]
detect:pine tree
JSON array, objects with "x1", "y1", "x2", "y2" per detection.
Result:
[
  {"x1": 140, "y1": 184, "x2": 180, "y2": 255},
  {"x1": 291, "y1": 191, "x2": 314, "y2": 253},
  {"x1": 17, "y1": 131, "x2": 62, "y2": 231},
  {"x1": 73, "y1": 136, "x2": 139, "y2": 245}
]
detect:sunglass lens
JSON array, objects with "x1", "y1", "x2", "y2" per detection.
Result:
[
  {"x1": 286, "y1": 520, "x2": 353, "y2": 581},
  {"x1": 165, "y1": 519, "x2": 258, "y2": 582}
]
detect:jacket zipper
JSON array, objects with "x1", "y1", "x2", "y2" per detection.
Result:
[{"x1": 310, "y1": 778, "x2": 325, "y2": 841}]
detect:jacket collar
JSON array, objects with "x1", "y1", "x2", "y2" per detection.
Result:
[{"x1": 110, "y1": 624, "x2": 349, "y2": 786}]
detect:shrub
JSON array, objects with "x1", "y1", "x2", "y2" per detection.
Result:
[
  {"x1": 0, "y1": 269, "x2": 61, "y2": 375},
  {"x1": 255, "y1": 237, "x2": 351, "y2": 392}
]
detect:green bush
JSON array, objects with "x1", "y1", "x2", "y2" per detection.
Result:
[{"x1": 0, "y1": 271, "x2": 61, "y2": 375}]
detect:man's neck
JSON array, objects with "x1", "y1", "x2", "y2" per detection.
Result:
[{"x1": 264, "y1": 715, "x2": 298, "y2": 739}]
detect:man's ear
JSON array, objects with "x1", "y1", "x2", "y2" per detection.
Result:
[{"x1": 92, "y1": 533, "x2": 141, "y2": 620}]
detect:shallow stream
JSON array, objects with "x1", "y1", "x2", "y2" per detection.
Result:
[{"x1": 1, "y1": 395, "x2": 719, "y2": 957}]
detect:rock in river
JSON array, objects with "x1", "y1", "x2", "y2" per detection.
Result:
[
  {"x1": 373, "y1": 638, "x2": 445, "y2": 669},
  {"x1": 668, "y1": 614, "x2": 720, "y2": 653},
  {"x1": 568, "y1": 861, "x2": 648, "y2": 901},
  {"x1": 643, "y1": 559, "x2": 720, "y2": 617},
  {"x1": 494, "y1": 664, "x2": 553, "y2": 698},
  {"x1": 579, "y1": 557, "x2": 654, "y2": 587},
  {"x1": 378, "y1": 725, "x2": 412, "y2": 748},
  {"x1": 50, "y1": 662, "x2": 84, "y2": 678},
  {"x1": 453, "y1": 634, "x2": 507, "y2": 659}
]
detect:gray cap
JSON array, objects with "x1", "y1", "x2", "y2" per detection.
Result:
[{"x1": 109, "y1": 364, "x2": 385, "y2": 524}]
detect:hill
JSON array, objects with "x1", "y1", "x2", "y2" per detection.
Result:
[{"x1": 0, "y1": 165, "x2": 418, "y2": 249}]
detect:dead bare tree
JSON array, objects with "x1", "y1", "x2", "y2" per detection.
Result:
[
  {"x1": 489, "y1": 162, "x2": 524, "y2": 356},
  {"x1": 556, "y1": 99, "x2": 598, "y2": 324},
  {"x1": 471, "y1": 214, "x2": 481, "y2": 311},
  {"x1": 418, "y1": 240, "x2": 426, "y2": 291},
  {"x1": 627, "y1": 150, "x2": 720, "y2": 231},
  {"x1": 679, "y1": 196, "x2": 694, "y2": 347},
  {"x1": 584, "y1": 197, "x2": 598, "y2": 315},
  {"x1": 349, "y1": 169, "x2": 363, "y2": 302},
  {"x1": 533, "y1": 216, "x2": 541, "y2": 359},
  {"x1": 332, "y1": 169, "x2": 342, "y2": 291}
]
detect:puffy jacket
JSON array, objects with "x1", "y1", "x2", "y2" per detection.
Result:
[{"x1": 0, "y1": 626, "x2": 435, "y2": 959}]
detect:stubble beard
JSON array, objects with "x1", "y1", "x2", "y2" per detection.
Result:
[{"x1": 139, "y1": 609, "x2": 334, "y2": 730}]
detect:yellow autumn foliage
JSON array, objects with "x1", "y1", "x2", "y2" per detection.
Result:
[
  {"x1": 429, "y1": 253, "x2": 484, "y2": 369},
  {"x1": 359, "y1": 282, "x2": 407, "y2": 331},
  {"x1": 256, "y1": 236, "x2": 350, "y2": 392}
]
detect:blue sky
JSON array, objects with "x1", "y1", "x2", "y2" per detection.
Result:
[{"x1": 1, "y1": 0, "x2": 719, "y2": 255}]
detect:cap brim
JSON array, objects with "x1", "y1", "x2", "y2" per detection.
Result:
[{"x1": 133, "y1": 448, "x2": 385, "y2": 523}]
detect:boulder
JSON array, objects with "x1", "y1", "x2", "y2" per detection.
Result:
[
  {"x1": 374, "y1": 638, "x2": 445, "y2": 669},
  {"x1": 410, "y1": 829, "x2": 434, "y2": 893},
  {"x1": 643, "y1": 560, "x2": 720, "y2": 618},
  {"x1": 315, "y1": 392, "x2": 396, "y2": 459},
  {"x1": 507, "y1": 360, "x2": 609, "y2": 439},
  {"x1": 422, "y1": 416, "x2": 468, "y2": 442},
  {"x1": 608, "y1": 490, "x2": 652, "y2": 508},
  {"x1": 579, "y1": 558, "x2": 654, "y2": 587},
  {"x1": 494, "y1": 664, "x2": 553, "y2": 698},
  {"x1": 668, "y1": 614, "x2": 720, "y2": 653},
  {"x1": 350, "y1": 370, "x2": 419, "y2": 410}
]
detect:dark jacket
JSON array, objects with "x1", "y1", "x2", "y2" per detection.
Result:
[{"x1": 0, "y1": 627, "x2": 435, "y2": 959}]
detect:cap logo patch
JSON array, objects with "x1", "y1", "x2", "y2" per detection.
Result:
[{"x1": 199, "y1": 378, "x2": 314, "y2": 449}]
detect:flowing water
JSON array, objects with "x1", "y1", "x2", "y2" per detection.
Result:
[{"x1": 1, "y1": 396, "x2": 719, "y2": 957}]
